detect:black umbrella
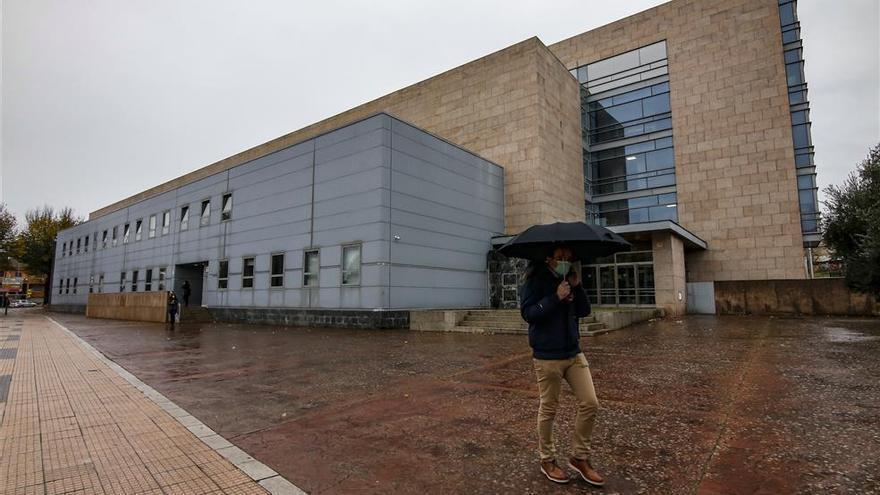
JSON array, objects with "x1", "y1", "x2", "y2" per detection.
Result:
[{"x1": 497, "y1": 221, "x2": 630, "y2": 261}]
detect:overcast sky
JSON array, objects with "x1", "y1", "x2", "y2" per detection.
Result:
[{"x1": 2, "y1": 0, "x2": 878, "y2": 223}]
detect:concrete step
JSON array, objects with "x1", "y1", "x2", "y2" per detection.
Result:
[
  {"x1": 462, "y1": 315, "x2": 596, "y2": 324},
  {"x1": 451, "y1": 325, "x2": 608, "y2": 337}
]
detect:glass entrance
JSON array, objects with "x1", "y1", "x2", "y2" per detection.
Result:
[{"x1": 582, "y1": 251, "x2": 655, "y2": 306}]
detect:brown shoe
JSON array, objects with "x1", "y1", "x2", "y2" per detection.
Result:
[
  {"x1": 568, "y1": 457, "x2": 605, "y2": 487},
  {"x1": 540, "y1": 459, "x2": 570, "y2": 484}
]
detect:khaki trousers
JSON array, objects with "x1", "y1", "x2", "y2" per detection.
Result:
[{"x1": 533, "y1": 353, "x2": 599, "y2": 461}]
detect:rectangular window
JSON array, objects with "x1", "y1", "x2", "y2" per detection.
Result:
[
  {"x1": 242, "y1": 257, "x2": 255, "y2": 289},
  {"x1": 131, "y1": 270, "x2": 139, "y2": 292},
  {"x1": 135, "y1": 219, "x2": 143, "y2": 241},
  {"x1": 123, "y1": 223, "x2": 130, "y2": 244},
  {"x1": 98, "y1": 274, "x2": 104, "y2": 293},
  {"x1": 73, "y1": 277, "x2": 77, "y2": 294},
  {"x1": 303, "y1": 250, "x2": 319, "y2": 287},
  {"x1": 221, "y1": 193, "x2": 233, "y2": 221},
  {"x1": 62, "y1": 242, "x2": 66, "y2": 257},
  {"x1": 342, "y1": 245, "x2": 361, "y2": 286},
  {"x1": 200, "y1": 199, "x2": 211, "y2": 226},
  {"x1": 59, "y1": 279, "x2": 63, "y2": 294},
  {"x1": 148, "y1": 215, "x2": 157, "y2": 238},
  {"x1": 120, "y1": 272, "x2": 126, "y2": 292},
  {"x1": 145, "y1": 269, "x2": 153, "y2": 291},
  {"x1": 180, "y1": 206, "x2": 190, "y2": 231},
  {"x1": 102, "y1": 230, "x2": 108, "y2": 249},
  {"x1": 270, "y1": 253, "x2": 284, "y2": 287},
  {"x1": 84, "y1": 235, "x2": 89, "y2": 252},
  {"x1": 158, "y1": 267, "x2": 166, "y2": 291},
  {"x1": 218, "y1": 260, "x2": 228, "y2": 289},
  {"x1": 89, "y1": 275, "x2": 94, "y2": 293},
  {"x1": 69, "y1": 241, "x2": 73, "y2": 256},
  {"x1": 112, "y1": 226, "x2": 118, "y2": 247},
  {"x1": 76, "y1": 238, "x2": 81, "y2": 254},
  {"x1": 162, "y1": 211, "x2": 171, "y2": 235},
  {"x1": 65, "y1": 278, "x2": 70, "y2": 294}
]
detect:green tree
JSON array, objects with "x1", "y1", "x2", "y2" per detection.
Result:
[
  {"x1": 822, "y1": 143, "x2": 880, "y2": 293},
  {"x1": 15, "y1": 207, "x2": 82, "y2": 292},
  {"x1": 0, "y1": 204, "x2": 18, "y2": 271}
]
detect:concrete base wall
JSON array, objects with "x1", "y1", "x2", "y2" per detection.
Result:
[
  {"x1": 48, "y1": 304, "x2": 87, "y2": 314},
  {"x1": 409, "y1": 310, "x2": 470, "y2": 331},
  {"x1": 86, "y1": 293, "x2": 168, "y2": 323},
  {"x1": 207, "y1": 307, "x2": 410, "y2": 329},
  {"x1": 594, "y1": 308, "x2": 665, "y2": 330},
  {"x1": 715, "y1": 279, "x2": 879, "y2": 316}
]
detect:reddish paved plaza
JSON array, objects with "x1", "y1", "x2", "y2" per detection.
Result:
[{"x1": 29, "y1": 311, "x2": 880, "y2": 494}]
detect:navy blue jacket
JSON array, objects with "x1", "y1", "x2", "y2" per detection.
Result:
[{"x1": 520, "y1": 265, "x2": 591, "y2": 359}]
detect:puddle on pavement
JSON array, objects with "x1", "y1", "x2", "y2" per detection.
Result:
[{"x1": 823, "y1": 327, "x2": 879, "y2": 343}]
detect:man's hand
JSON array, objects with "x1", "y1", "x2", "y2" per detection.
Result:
[
  {"x1": 557, "y1": 281, "x2": 572, "y2": 301},
  {"x1": 567, "y1": 270, "x2": 580, "y2": 288}
]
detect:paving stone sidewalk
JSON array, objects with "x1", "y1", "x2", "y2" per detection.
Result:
[{"x1": 0, "y1": 313, "x2": 284, "y2": 495}]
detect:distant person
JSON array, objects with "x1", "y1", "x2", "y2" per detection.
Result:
[
  {"x1": 182, "y1": 280, "x2": 191, "y2": 307},
  {"x1": 2, "y1": 293, "x2": 7, "y2": 316},
  {"x1": 519, "y1": 245, "x2": 603, "y2": 487},
  {"x1": 167, "y1": 291, "x2": 179, "y2": 326}
]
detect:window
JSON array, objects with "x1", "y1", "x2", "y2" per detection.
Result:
[
  {"x1": 590, "y1": 193, "x2": 678, "y2": 226},
  {"x1": 112, "y1": 226, "x2": 118, "y2": 247},
  {"x1": 200, "y1": 199, "x2": 211, "y2": 226},
  {"x1": 120, "y1": 272, "x2": 126, "y2": 292},
  {"x1": 158, "y1": 267, "x2": 166, "y2": 290},
  {"x1": 180, "y1": 206, "x2": 190, "y2": 231},
  {"x1": 270, "y1": 254, "x2": 284, "y2": 287},
  {"x1": 221, "y1": 193, "x2": 233, "y2": 221},
  {"x1": 98, "y1": 274, "x2": 104, "y2": 293},
  {"x1": 62, "y1": 242, "x2": 66, "y2": 257},
  {"x1": 123, "y1": 223, "x2": 130, "y2": 244},
  {"x1": 162, "y1": 211, "x2": 171, "y2": 235},
  {"x1": 89, "y1": 275, "x2": 94, "y2": 293},
  {"x1": 242, "y1": 257, "x2": 255, "y2": 288},
  {"x1": 135, "y1": 219, "x2": 143, "y2": 241},
  {"x1": 303, "y1": 250, "x2": 319, "y2": 287},
  {"x1": 131, "y1": 270, "x2": 139, "y2": 292},
  {"x1": 58, "y1": 279, "x2": 63, "y2": 295},
  {"x1": 218, "y1": 260, "x2": 228, "y2": 289},
  {"x1": 588, "y1": 136, "x2": 675, "y2": 196},
  {"x1": 76, "y1": 238, "x2": 81, "y2": 254},
  {"x1": 148, "y1": 215, "x2": 157, "y2": 238},
  {"x1": 342, "y1": 245, "x2": 361, "y2": 286},
  {"x1": 102, "y1": 230, "x2": 108, "y2": 249},
  {"x1": 145, "y1": 269, "x2": 153, "y2": 291},
  {"x1": 65, "y1": 278, "x2": 70, "y2": 294},
  {"x1": 84, "y1": 235, "x2": 89, "y2": 253},
  {"x1": 73, "y1": 278, "x2": 77, "y2": 294}
]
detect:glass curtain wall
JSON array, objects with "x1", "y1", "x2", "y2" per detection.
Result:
[
  {"x1": 571, "y1": 41, "x2": 678, "y2": 227},
  {"x1": 779, "y1": 0, "x2": 820, "y2": 240}
]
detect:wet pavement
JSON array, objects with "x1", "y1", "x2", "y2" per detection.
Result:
[{"x1": 48, "y1": 312, "x2": 880, "y2": 494}]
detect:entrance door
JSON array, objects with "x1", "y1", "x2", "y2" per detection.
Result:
[
  {"x1": 174, "y1": 262, "x2": 207, "y2": 307},
  {"x1": 616, "y1": 265, "x2": 637, "y2": 305},
  {"x1": 598, "y1": 265, "x2": 617, "y2": 305}
]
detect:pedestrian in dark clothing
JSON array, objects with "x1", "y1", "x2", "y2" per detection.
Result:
[
  {"x1": 182, "y1": 281, "x2": 191, "y2": 307},
  {"x1": 167, "y1": 291, "x2": 179, "y2": 326},
  {"x1": 520, "y1": 245, "x2": 604, "y2": 487}
]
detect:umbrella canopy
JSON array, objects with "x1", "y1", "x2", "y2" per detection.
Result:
[{"x1": 497, "y1": 221, "x2": 631, "y2": 261}]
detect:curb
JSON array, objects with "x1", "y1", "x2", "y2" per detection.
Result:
[{"x1": 45, "y1": 316, "x2": 307, "y2": 495}]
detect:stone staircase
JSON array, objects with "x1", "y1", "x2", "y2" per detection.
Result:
[
  {"x1": 451, "y1": 309, "x2": 610, "y2": 336},
  {"x1": 179, "y1": 306, "x2": 214, "y2": 323}
]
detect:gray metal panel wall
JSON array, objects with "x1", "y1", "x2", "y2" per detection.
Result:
[
  {"x1": 53, "y1": 113, "x2": 505, "y2": 311},
  {"x1": 388, "y1": 119, "x2": 505, "y2": 309}
]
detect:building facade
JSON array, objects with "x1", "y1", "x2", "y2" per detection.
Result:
[{"x1": 55, "y1": 0, "x2": 818, "y2": 318}]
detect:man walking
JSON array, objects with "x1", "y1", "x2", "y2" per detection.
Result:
[{"x1": 519, "y1": 245, "x2": 604, "y2": 486}]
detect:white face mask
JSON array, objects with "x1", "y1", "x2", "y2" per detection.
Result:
[{"x1": 553, "y1": 260, "x2": 571, "y2": 278}]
